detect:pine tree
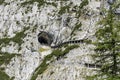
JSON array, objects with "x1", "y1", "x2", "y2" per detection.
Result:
[{"x1": 93, "y1": 1, "x2": 120, "y2": 79}]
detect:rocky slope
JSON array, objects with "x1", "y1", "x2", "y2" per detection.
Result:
[{"x1": 0, "y1": 0, "x2": 119, "y2": 80}]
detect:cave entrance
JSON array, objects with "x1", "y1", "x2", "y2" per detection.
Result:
[
  {"x1": 38, "y1": 31, "x2": 53, "y2": 46},
  {"x1": 38, "y1": 36, "x2": 48, "y2": 45}
]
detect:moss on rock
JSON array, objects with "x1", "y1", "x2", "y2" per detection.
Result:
[{"x1": 31, "y1": 45, "x2": 79, "y2": 80}]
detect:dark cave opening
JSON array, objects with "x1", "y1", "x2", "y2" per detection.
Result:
[
  {"x1": 38, "y1": 31, "x2": 53, "y2": 46},
  {"x1": 38, "y1": 36, "x2": 48, "y2": 45}
]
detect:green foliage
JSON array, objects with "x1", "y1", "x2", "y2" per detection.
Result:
[
  {"x1": 0, "y1": 27, "x2": 29, "y2": 48},
  {"x1": 90, "y1": 2, "x2": 120, "y2": 79},
  {"x1": 0, "y1": 26, "x2": 23, "y2": 79},
  {"x1": 0, "y1": 0, "x2": 4, "y2": 5},
  {"x1": 106, "y1": 76, "x2": 120, "y2": 80},
  {"x1": 21, "y1": 0, "x2": 57, "y2": 9},
  {"x1": 71, "y1": 22, "x2": 82, "y2": 35},
  {"x1": 75, "y1": 0, "x2": 89, "y2": 18},
  {"x1": 87, "y1": 72, "x2": 120, "y2": 80},
  {"x1": 58, "y1": 0, "x2": 89, "y2": 16},
  {"x1": 21, "y1": 0, "x2": 45, "y2": 7},
  {"x1": 0, "y1": 69, "x2": 15, "y2": 80},
  {"x1": 58, "y1": 5, "x2": 70, "y2": 15},
  {"x1": 79, "y1": 0, "x2": 89, "y2": 9},
  {"x1": 0, "y1": 52, "x2": 20, "y2": 80},
  {"x1": 21, "y1": 0, "x2": 57, "y2": 7},
  {"x1": 53, "y1": 45, "x2": 79, "y2": 59},
  {"x1": 0, "y1": 38, "x2": 11, "y2": 46},
  {"x1": 0, "y1": 70, "x2": 10, "y2": 80},
  {"x1": 0, "y1": 52, "x2": 20, "y2": 66},
  {"x1": 31, "y1": 45, "x2": 79, "y2": 80},
  {"x1": 46, "y1": 2, "x2": 57, "y2": 7},
  {"x1": 12, "y1": 27, "x2": 29, "y2": 45}
]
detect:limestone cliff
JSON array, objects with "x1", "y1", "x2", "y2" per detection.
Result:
[{"x1": 0, "y1": 0, "x2": 119, "y2": 80}]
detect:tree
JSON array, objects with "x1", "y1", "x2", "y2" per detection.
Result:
[{"x1": 93, "y1": 1, "x2": 120, "y2": 79}]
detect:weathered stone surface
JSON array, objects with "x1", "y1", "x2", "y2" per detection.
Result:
[
  {"x1": 114, "y1": 6, "x2": 120, "y2": 15},
  {"x1": 0, "y1": 0, "x2": 119, "y2": 80},
  {"x1": 107, "y1": 0, "x2": 116, "y2": 5}
]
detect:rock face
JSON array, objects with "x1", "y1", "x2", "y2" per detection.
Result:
[
  {"x1": 107, "y1": 0, "x2": 115, "y2": 5},
  {"x1": 104, "y1": 0, "x2": 120, "y2": 15},
  {"x1": 0, "y1": 0, "x2": 119, "y2": 80},
  {"x1": 0, "y1": 0, "x2": 100, "y2": 80}
]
